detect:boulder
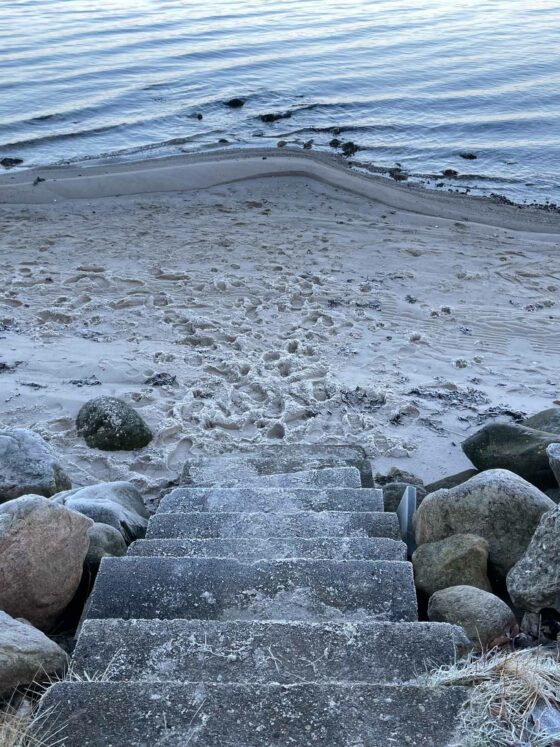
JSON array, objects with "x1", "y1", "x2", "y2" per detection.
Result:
[
  {"x1": 0, "y1": 611, "x2": 68, "y2": 694},
  {"x1": 76, "y1": 396, "x2": 152, "y2": 451},
  {"x1": 462, "y1": 422, "x2": 558, "y2": 489},
  {"x1": 0, "y1": 428, "x2": 71, "y2": 503},
  {"x1": 428, "y1": 586, "x2": 519, "y2": 650},
  {"x1": 52, "y1": 482, "x2": 149, "y2": 543},
  {"x1": 414, "y1": 469, "x2": 554, "y2": 576},
  {"x1": 0, "y1": 495, "x2": 92, "y2": 630},
  {"x1": 412, "y1": 534, "x2": 491, "y2": 596},
  {"x1": 523, "y1": 408, "x2": 560, "y2": 434},
  {"x1": 547, "y1": 443, "x2": 560, "y2": 487},
  {"x1": 86, "y1": 523, "x2": 127, "y2": 570},
  {"x1": 424, "y1": 469, "x2": 479, "y2": 494},
  {"x1": 507, "y1": 504, "x2": 560, "y2": 613}
]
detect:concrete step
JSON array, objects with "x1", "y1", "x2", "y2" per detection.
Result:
[
  {"x1": 73, "y1": 619, "x2": 468, "y2": 685},
  {"x1": 85, "y1": 557, "x2": 417, "y2": 622},
  {"x1": 182, "y1": 465, "x2": 362, "y2": 489},
  {"x1": 181, "y1": 444, "x2": 373, "y2": 487},
  {"x1": 158, "y1": 486, "x2": 384, "y2": 514},
  {"x1": 38, "y1": 682, "x2": 467, "y2": 746},
  {"x1": 128, "y1": 536, "x2": 406, "y2": 561},
  {"x1": 145, "y1": 511, "x2": 400, "y2": 540}
]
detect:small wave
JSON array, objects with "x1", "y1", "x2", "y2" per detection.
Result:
[{"x1": 0, "y1": 122, "x2": 126, "y2": 150}]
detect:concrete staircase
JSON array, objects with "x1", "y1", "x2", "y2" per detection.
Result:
[{"x1": 39, "y1": 445, "x2": 467, "y2": 746}]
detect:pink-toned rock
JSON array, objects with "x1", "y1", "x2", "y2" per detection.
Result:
[{"x1": 0, "y1": 495, "x2": 92, "y2": 630}]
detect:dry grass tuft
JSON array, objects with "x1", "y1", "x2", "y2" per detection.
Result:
[
  {"x1": 424, "y1": 646, "x2": 560, "y2": 746},
  {"x1": 0, "y1": 697, "x2": 65, "y2": 747},
  {"x1": 0, "y1": 657, "x2": 116, "y2": 747}
]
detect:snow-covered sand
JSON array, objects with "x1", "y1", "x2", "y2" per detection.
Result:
[{"x1": 1, "y1": 150, "x2": 559, "y2": 505}]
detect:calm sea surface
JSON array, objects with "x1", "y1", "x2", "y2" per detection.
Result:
[{"x1": 1, "y1": 0, "x2": 559, "y2": 204}]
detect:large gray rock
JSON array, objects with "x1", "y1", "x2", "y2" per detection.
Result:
[
  {"x1": 507, "y1": 504, "x2": 560, "y2": 613},
  {"x1": 0, "y1": 611, "x2": 68, "y2": 694},
  {"x1": 414, "y1": 469, "x2": 554, "y2": 576},
  {"x1": 462, "y1": 422, "x2": 558, "y2": 489},
  {"x1": 424, "y1": 469, "x2": 479, "y2": 494},
  {"x1": 76, "y1": 397, "x2": 152, "y2": 451},
  {"x1": 37, "y1": 681, "x2": 468, "y2": 747},
  {"x1": 0, "y1": 495, "x2": 93, "y2": 630},
  {"x1": 412, "y1": 534, "x2": 491, "y2": 596},
  {"x1": 52, "y1": 482, "x2": 149, "y2": 543},
  {"x1": 547, "y1": 443, "x2": 560, "y2": 487},
  {"x1": 523, "y1": 408, "x2": 560, "y2": 434},
  {"x1": 428, "y1": 585, "x2": 519, "y2": 650},
  {"x1": 85, "y1": 523, "x2": 127, "y2": 570},
  {"x1": 0, "y1": 428, "x2": 71, "y2": 503}
]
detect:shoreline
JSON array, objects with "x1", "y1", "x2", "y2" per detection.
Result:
[
  {"x1": 1, "y1": 148, "x2": 560, "y2": 234},
  {"x1": 1, "y1": 150, "x2": 559, "y2": 501}
]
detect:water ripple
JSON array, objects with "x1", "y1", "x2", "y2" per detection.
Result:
[{"x1": 0, "y1": 0, "x2": 559, "y2": 204}]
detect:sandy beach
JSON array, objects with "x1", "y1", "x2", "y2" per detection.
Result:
[{"x1": 1, "y1": 149, "x2": 559, "y2": 506}]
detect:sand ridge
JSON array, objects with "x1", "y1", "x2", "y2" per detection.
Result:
[{"x1": 1, "y1": 149, "x2": 560, "y2": 234}]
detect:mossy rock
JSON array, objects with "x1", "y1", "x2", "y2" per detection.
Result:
[
  {"x1": 76, "y1": 397, "x2": 152, "y2": 451},
  {"x1": 462, "y1": 422, "x2": 558, "y2": 489},
  {"x1": 523, "y1": 407, "x2": 560, "y2": 435},
  {"x1": 412, "y1": 534, "x2": 491, "y2": 596}
]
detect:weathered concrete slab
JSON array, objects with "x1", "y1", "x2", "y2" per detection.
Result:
[
  {"x1": 128, "y1": 537, "x2": 407, "y2": 561},
  {"x1": 181, "y1": 445, "x2": 373, "y2": 487},
  {"x1": 85, "y1": 557, "x2": 417, "y2": 622},
  {"x1": 38, "y1": 682, "x2": 467, "y2": 746},
  {"x1": 180, "y1": 466, "x2": 362, "y2": 489},
  {"x1": 158, "y1": 486, "x2": 384, "y2": 513},
  {"x1": 145, "y1": 511, "x2": 400, "y2": 540},
  {"x1": 73, "y1": 619, "x2": 468, "y2": 684}
]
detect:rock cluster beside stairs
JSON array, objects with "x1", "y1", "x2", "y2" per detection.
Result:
[
  {"x1": 409, "y1": 406, "x2": 560, "y2": 650},
  {"x1": 0, "y1": 426, "x2": 149, "y2": 696},
  {"x1": 414, "y1": 469, "x2": 554, "y2": 576}
]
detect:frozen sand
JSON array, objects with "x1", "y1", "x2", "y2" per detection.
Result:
[{"x1": 1, "y1": 150, "x2": 559, "y2": 505}]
